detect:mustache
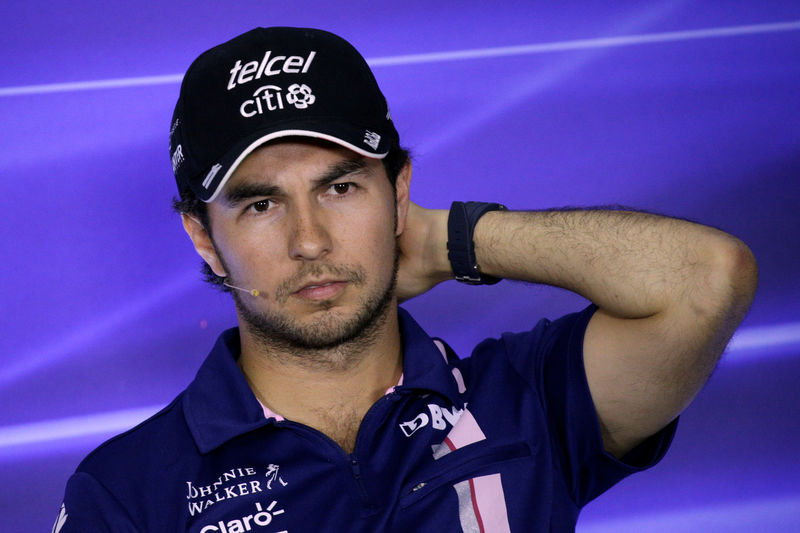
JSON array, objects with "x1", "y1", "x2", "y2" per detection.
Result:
[{"x1": 275, "y1": 263, "x2": 366, "y2": 302}]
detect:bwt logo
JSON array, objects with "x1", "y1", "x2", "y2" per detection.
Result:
[
  {"x1": 240, "y1": 84, "x2": 316, "y2": 117},
  {"x1": 399, "y1": 403, "x2": 463, "y2": 437}
]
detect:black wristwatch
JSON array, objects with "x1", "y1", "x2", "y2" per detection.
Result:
[{"x1": 447, "y1": 201, "x2": 507, "y2": 285}]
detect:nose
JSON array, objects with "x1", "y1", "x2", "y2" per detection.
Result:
[{"x1": 288, "y1": 201, "x2": 332, "y2": 261}]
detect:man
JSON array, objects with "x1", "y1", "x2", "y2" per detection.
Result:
[{"x1": 57, "y1": 27, "x2": 757, "y2": 532}]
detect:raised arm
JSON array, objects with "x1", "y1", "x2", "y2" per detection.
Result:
[{"x1": 397, "y1": 203, "x2": 758, "y2": 458}]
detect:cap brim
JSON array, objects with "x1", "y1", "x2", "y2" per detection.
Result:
[{"x1": 197, "y1": 121, "x2": 390, "y2": 202}]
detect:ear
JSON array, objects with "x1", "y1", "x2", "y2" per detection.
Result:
[
  {"x1": 394, "y1": 160, "x2": 412, "y2": 237},
  {"x1": 181, "y1": 214, "x2": 228, "y2": 278}
]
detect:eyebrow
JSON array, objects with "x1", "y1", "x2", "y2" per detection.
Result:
[
  {"x1": 222, "y1": 156, "x2": 369, "y2": 206},
  {"x1": 311, "y1": 157, "x2": 368, "y2": 189},
  {"x1": 223, "y1": 182, "x2": 282, "y2": 206}
]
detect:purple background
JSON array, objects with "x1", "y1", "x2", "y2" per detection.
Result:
[{"x1": 2, "y1": 2, "x2": 799, "y2": 531}]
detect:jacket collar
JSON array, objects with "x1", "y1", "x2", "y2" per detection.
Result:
[
  {"x1": 393, "y1": 308, "x2": 462, "y2": 405},
  {"x1": 182, "y1": 328, "x2": 270, "y2": 454},
  {"x1": 183, "y1": 307, "x2": 462, "y2": 453}
]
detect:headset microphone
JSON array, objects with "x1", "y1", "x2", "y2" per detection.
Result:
[{"x1": 223, "y1": 282, "x2": 260, "y2": 297}]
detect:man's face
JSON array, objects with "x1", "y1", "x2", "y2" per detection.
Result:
[{"x1": 192, "y1": 140, "x2": 409, "y2": 353}]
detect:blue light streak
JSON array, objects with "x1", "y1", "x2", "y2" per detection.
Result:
[
  {"x1": 368, "y1": 20, "x2": 800, "y2": 67},
  {"x1": 1, "y1": 20, "x2": 798, "y2": 97},
  {"x1": 579, "y1": 493, "x2": 800, "y2": 532},
  {"x1": 0, "y1": 273, "x2": 197, "y2": 387},
  {"x1": 413, "y1": 0, "x2": 682, "y2": 155},
  {"x1": 727, "y1": 322, "x2": 800, "y2": 352},
  {"x1": 0, "y1": 406, "x2": 160, "y2": 449}
]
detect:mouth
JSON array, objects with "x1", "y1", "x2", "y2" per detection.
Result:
[{"x1": 292, "y1": 280, "x2": 348, "y2": 301}]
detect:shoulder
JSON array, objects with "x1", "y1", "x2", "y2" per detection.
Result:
[
  {"x1": 462, "y1": 304, "x2": 598, "y2": 379},
  {"x1": 62, "y1": 393, "x2": 198, "y2": 530},
  {"x1": 76, "y1": 392, "x2": 195, "y2": 482}
]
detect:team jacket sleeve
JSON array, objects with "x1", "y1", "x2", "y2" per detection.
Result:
[
  {"x1": 501, "y1": 304, "x2": 678, "y2": 506},
  {"x1": 56, "y1": 472, "x2": 140, "y2": 533}
]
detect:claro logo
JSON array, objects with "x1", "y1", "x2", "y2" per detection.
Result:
[{"x1": 199, "y1": 500, "x2": 285, "y2": 533}]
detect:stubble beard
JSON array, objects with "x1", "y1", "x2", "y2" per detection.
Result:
[{"x1": 230, "y1": 248, "x2": 399, "y2": 371}]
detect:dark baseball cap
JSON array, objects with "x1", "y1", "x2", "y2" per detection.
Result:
[{"x1": 169, "y1": 27, "x2": 399, "y2": 202}]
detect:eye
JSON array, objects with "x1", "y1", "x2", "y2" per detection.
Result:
[
  {"x1": 248, "y1": 199, "x2": 272, "y2": 213},
  {"x1": 330, "y1": 182, "x2": 354, "y2": 195}
]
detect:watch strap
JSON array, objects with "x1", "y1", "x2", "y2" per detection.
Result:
[{"x1": 447, "y1": 201, "x2": 506, "y2": 285}]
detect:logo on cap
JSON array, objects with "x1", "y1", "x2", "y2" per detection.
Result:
[
  {"x1": 286, "y1": 84, "x2": 315, "y2": 109},
  {"x1": 169, "y1": 118, "x2": 181, "y2": 140},
  {"x1": 363, "y1": 131, "x2": 381, "y2": 150},
  {"x1": 228, "y1": 50, "x2": 317, "y2": 91},
  {"x1": 171, "y1": 144, "x2": 185, "y2": 172},
  {"x1": 202, "y1": 164, "x2": 223, "y2": 189},
  {"x1": 240, "y1": 84, "x2": 317, "y2": 118}
]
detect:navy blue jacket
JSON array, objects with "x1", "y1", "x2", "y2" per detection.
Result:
[{"x1": 58, "y1": 306, "x2": 676, "y2": 532}]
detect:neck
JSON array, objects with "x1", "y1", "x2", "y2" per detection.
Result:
[{"x1": 236, "y1": 304, "x2": 403, "y2": 432}]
